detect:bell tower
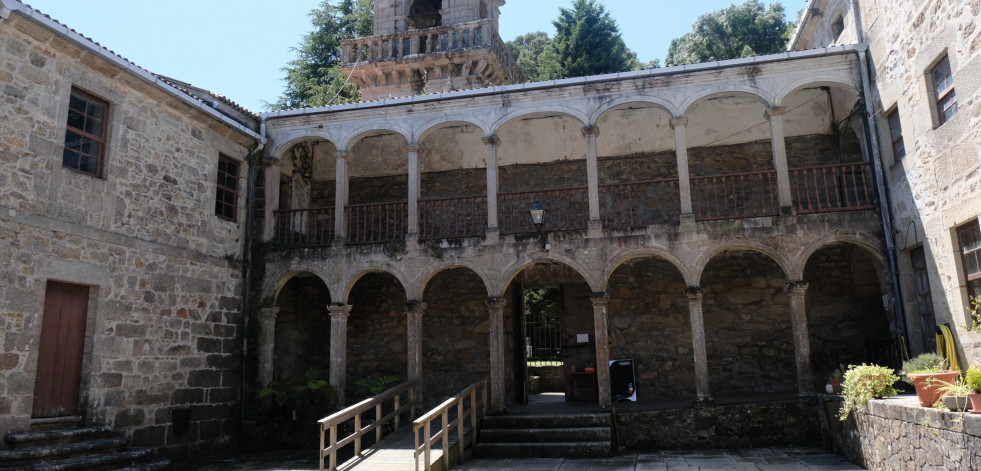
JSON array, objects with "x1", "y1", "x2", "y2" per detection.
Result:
[{"x1": 341, "y1": 0, "x2": 524, "y2": 101}]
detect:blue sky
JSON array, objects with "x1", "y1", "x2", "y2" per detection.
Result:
[{"x1": 24, "y1": 1, "x2": 802, "y2": 111}]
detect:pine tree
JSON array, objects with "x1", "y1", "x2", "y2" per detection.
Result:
[{"x1": 537, "y1": 0, "x2": 638, "y2": 80}]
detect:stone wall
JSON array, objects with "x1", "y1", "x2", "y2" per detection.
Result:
[
  {"x1": 273, "y1": 276, "x2": 333, "y2": 383},
  {"x1": 0, "y1": 12, "x2": 255, "y2": 457},
  {"x1": 346, "y1": 273, "x2": 408, "y2": 402}
]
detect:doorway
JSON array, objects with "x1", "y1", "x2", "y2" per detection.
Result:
[{"x1": 33, "y1": 281, "x2": 90, "y2": 418}]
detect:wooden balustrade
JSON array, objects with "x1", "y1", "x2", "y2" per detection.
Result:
[
  {"x1": 345, "y1": 201, "x2": 408, "y2": 245},
  {"x1": 413, "y1": 379, "x2": 487, "y2": 471},
  {"x1": 791, "y1": 162, "x2": 875, "y2": 214},
  {"x1": 419, "y1": 196, "x2": 487, "y2": 241},
  {"x1": 601, "y1": 178, "x2": 681, "y2": 228},
  {"x1": 498, "y1": 187, "x2": 589, "y2": 235},
  {"x1": 319, "y1": 380, "x2": 420, "y2": 471},
  {"x1": 274, "y1": 207, "x2": 335, "y2": 248},
  {"x1": 692, "y1": 170, "x2": 779, "y2": 221}
]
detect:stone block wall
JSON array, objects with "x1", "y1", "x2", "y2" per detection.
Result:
[
  {"x1": 0, "y1": 12, "x2": 255, "y2": 458},
  {"x1": 346, "y1": 273, "x2": 408, "y2": 402}
]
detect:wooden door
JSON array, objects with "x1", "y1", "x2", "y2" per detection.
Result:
[{"x1": 32, "y1": 281, "x2": 89, "y2": 418}]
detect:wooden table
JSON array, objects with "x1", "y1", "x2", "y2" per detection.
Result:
[{"x1": 565, "y1": 371, "x2": 597, "y2": 402}]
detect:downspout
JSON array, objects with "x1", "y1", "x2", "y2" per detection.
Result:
[
  {"x1": 853, "y1": 38, "x2": 910, "y2": 354},
  {"x1": 240, "y1": 116, "x2": 267, "y2": 439}
]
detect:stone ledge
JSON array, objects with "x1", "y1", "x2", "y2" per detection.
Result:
[{"x1": 863, "y1": 394, "x2": 981, "y2": 437}]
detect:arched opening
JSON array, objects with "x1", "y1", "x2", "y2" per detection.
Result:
[
  {"x1": 701, "y1": 250, "x2": 797, "y2": 399},
  {"x1": 479, "y1": 1, "x2": 488, "y2": 20},
  {"x1": 804, "y1": 243, "x2": 895, "y2": 390},
  {"x1": 421, "y1": 268, "x2": 490, "y2": 407},
  {"x1": 608, "y1": 257, "x2": 694, "y2": 402},
  {"x1": 348, "y1": 131, "x2": 410, "y2": 244},
  {"x1": 418, "y1": 122, "x2": 488, "y2": 240},
  {"x1": 275, "y1": 139, "x2": 337, "y2": 247},
  {"x1": 346, "y1": 272, "x2": 408, "y2": 402},
  {"x1": 410, "y1": 0, "x2": 442, "y2": 29},
  {"x1": 504, "y1": 261, "x2": 594, "y2": 407}
]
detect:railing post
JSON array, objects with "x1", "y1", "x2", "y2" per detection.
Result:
[
  {"x1": 334, "y1": 150, "x2": 349, "y2": 244},
  {"x1": 482, "y1": 135, "x2": 500, "y2": 244},
  {"x1": 329, "y1": 304, "x2": 352, "y2": 406},
  {"x1": 686, "y1": 287, "x2": 711, "y2": 402},
  {"x1": 583, "y1": 125, "x2": 603, "y2": 237},
  {"x1": 766, "y1": 107, "x2": 794, "y2": 214}
]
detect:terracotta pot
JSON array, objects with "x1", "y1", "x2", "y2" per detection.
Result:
[
  {"x1": 970, "y1": 393, "x2": 981, "y2": 414},
  {"x1": 907, "y1": 371, "x2": 960, "y2": 407},
  {"x1": 831, "y1": 377, "x2": 842, "y2": 394}
]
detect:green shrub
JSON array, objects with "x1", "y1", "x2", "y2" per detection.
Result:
[
  {"x1": 900, "y1": 353, "x2": 947, "y2": 386},
  {"x1": 966, "y1": 368, "x2": 981, "y2": 393},
  {"x1": 839, "y1": 363, "x2": 899, "y2": 420}
]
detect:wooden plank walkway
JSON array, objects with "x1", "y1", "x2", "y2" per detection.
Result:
[{"x1": 337, "y1": 427, "x2": 423, "y2": 471}]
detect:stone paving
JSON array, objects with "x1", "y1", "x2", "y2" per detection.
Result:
[{"x1": 170, "y1": 447, "x2": 864, "y2": 470}]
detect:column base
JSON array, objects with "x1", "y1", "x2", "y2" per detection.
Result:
[
  {"x1": 483, "y1": 227, "x2": 501, "y2": 246},
  {"x1": 694, "y1": 396, "x2": 715, "y2": 408},
  {"x1": 679, "y1": 213, "x2": 697, "y2": 231},
  {"x1": 779, "y1": 205, "x2": 797, "y2": 217},
  {"x1": 405, "y1": 232, "x2": 420, "y2": 251},
  {"x1": 587, "y1": 220, "x2": 604, "y2": 239},
  {"x1": 332, "y1": 236, "x2": 346, "y2": 247}
]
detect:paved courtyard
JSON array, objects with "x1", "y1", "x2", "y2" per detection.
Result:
[{"x1": 171, "y1": 447, "x2": 864, "y2": 470}]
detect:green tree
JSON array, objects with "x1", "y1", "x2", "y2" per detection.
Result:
[
  {"x1": 665, "y1": 0, "x2": 790, "y2": 66},
  {"x1": 271, "y1": 0, "x2": 373, "y2": 110},
  {"x1": 537, "y1": 0, "x2": 642, "y2": 80},
  {"x1": 506, "y1": 31, "x2": 553, "y2": 82}
]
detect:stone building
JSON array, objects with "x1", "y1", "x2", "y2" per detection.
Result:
[
  {"x1": 792, "y1": 0, "x2": 981, "y2": 368},
  {"x1": 0, "y1": 0, "x2": 261, "y2": 460}
]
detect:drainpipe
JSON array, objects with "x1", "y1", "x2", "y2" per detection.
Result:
[
  {"x1": 854, "y1": 46, "x2": 910, "y2": 355},
  {"x1": 240, "y1": 116, "x2": 267, "y2": 440}
]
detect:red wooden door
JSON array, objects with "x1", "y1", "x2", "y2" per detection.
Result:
[{"x1": 32, "y1": 281, "x2": 89, "y2": 418}]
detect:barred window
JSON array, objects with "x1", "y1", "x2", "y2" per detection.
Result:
[
  {"x1": 63, "y1": 88, "x2": 108, "y2": 176},
  {"x1": 215, "y1": 156, "x2": 239, "y2": 221}
]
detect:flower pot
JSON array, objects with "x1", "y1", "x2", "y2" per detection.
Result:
[
  {"x1": 942, "y1": 395, "x2": 971, "y2": 412},
  {"x1": 831, "y1": 377, "x2": 842, "y2": 394},
  {"x1": 970, "y1": 393, "x2": 981, "y2": 414},
  {"x1": 907, "y1": 371, "x2": 960, "y2": 407}
]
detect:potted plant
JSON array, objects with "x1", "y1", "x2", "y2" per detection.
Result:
[
  {"x1": 902, "y1": 353, "x2": 959, "y2": 407},
  {"x1": 938, "y1": 378, "x2": 972, "y2": 412},
  {"x1": 825, "y1": 367, "x2": 843, "y2": 394},
  {"x1": 966, "y1": 367, "x2": 981, "y2": 414},
  {"x1": 839, "y1": 363, "x2": 899, "y2": 420}
]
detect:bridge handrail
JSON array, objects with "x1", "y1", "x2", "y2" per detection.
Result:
[
  {"x1": 413, "y1": 378, "x2": 488, "y2": 471},
  {"x1": 319, "y1": 380, "x2": 420, "y2": 471}
]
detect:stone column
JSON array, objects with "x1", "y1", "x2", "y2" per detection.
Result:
[
  {"x1": 685, "y1": 287, "x2": 711, "y2": 401},
  {"x1": 786, "y1": 281, "x2": 813, "y2": 394},
  {"x1": 328, "y1": 304, "x2": 352, "y2": 406},
  {"x1": 765, "y1": 107, "x2": 794, "y2": 212},
  {"x1": 406, "y1": 301, "x2": 425, "y2": 384},
  {"x1": 670, "y1": 117, "x2": 694, "y2": 217},
  {"x1": 590, "y1": 293, "x2": 612, "y2": 410},
  {"x1": 583, "y1": 125, "x2": 603, "y2": 237},
  {"x1": 333, "y1": 150, "x2": 350, "y2": 243},
  {"x1": 258, "y1": 307, "x2": 280, "y2": 387},
  {"x1": 482, "y1": 136, "x2": 501, "y2": 243},
  {"x1": 262, "y1": 164, "x2": 281, "y2": 242},
  {"x1": 407, "y1": 144, "x2": 421, "y2": 244},
  {"x1": 486, "y1": 297, "x2": 507, "y2": 412}
]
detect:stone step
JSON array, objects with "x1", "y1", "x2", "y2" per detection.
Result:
[
  {"x1": 5, "y1": 427, "x2": 116, "y2": 448},
  {"x1": 27, "y1": 418, "x2": 83, "y2": 433},
  {"x1": 479, "y1": 426, "x2": 611, "y2": 443},
  {"x1": 474, "y1": 441, "x2": 611, "y2": 459},
  {"x1": 0, "y1": 437, "x2": 129, "y2": 466},
  {"x1": 481, "y1": 414, "x2": 611, "y2": 429},
  {"x1": 0, "y1": 448, "x2": 153, "y2": 471},
  {"x1": 113, "y1": 459, "x2": 171, "y2": 471}
]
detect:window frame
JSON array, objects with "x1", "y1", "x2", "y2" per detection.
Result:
[
  {"x1": 957, "y1": 220, "x2": 981, "y2": 298},
  {"x1": 215, "y1": 155, "x2": 240, "y2": 222},
  {"x1": 62, "y1": 88, "x2": 110, "y2": 177},
  {"x1": 930, "y1": 55, "x2": 958, "y2": 126},
  {"x1": 886, "y1": 107, "x2": 905, "y2": 160}
]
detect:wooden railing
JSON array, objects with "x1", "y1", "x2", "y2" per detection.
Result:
[
  {"x1": 274, "y1": 207, "x2": 335, "y2": 248},
  {"x1": 345, "y1": 201, "x2": 408, "y2": 245},
  {"x1": 419, "y1": 196, "x2": 487, "y2": 241},
  {"x1": 318, "y1": 380, "x2": 420, "y2": 471},
  {"x1": 692, "y1": 170, "x2": 779, "y2": 221},
  {"x1": 791, "y1": 162, "x2": 875, "y2": 214},
  {"x1": 413, "y1": 379, "x2": 488, "y2": 471},
  {"x1": 498, "y1": 187, "x2": 589, "y2": 235},
  {"x1": 600, "y1": 178, "x2": 680, "y2": 228}
]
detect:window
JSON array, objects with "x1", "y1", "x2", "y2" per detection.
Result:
[
  {"x1": 931, "y1": 55, "x2": 958, "y2": 125},
  {"x1": 62, "y1": 88, "x2": 108, "y2": 176},
  {"x1": 832, "y1": 16, "x2": 845, "y2": 40},
  {"x1": 887, "y1": 108, "x2": 905, "y2": 159},
  {"x1": 215, "y1": 156, "x2": 239, "y2": 221},
  {"x1": 957, "y1": 220, "x2": 981, "y2": 298},
  {"x1": 910, "y1": 247, "x2": 936, "y2": 352}
]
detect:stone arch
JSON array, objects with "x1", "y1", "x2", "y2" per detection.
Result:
[
  {"x1": 338, "y1": 124, "x2": 412, "y2": 153},
  {"x1": 601, "y1": 248, "x2": 694, "y2": 289},
  {"x1": 491, "y1": 107, "x2": 589, "y2": 133},
  {"x1": 409, "y1": 0, "x2": 442, "y2": 28},
  {"x1": 590, "y1": 96, "x2": 679, "y2": 124},
  {"x1": 774, "y1": 78, "x2": 861, "y2": 108},
  {"x1": 679, "y1": 87, "x2": 775, "y2": 117},
  {"x1": 794, "y1": 233, "x2": 886, "y2": 281},
  {"x1": 693, "y1": 241, "x2": 792, "y2": 285},
  {"x1": 416, "y1": 117, "x2": 492, "y2": 143},
  {"x1": 263, "y1": 266, "x2": 336, "y2": 302},
  {"x1": 414, "y1": 262, "x2": 494, "y2": 300},
  {"x1": 267, "y1": 131, "x2": 339, "y2": 161},
  {"x1": 341, "y1": 265, "x2": 410, "y2": 303},
  {"x1": 498, "y1": 256, "x2": 601, "y2": 297}
]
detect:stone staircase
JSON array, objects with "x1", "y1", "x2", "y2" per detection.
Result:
[
  {"x1": 475, "y1": 413, "x2": 613, "y2": 458},
  {"x1": 0, "y1": 417, "x2": 169, "y2": 471}
]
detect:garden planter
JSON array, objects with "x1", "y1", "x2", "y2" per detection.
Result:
[
  {"x1": 907, "y1": 371, "x2": 959, "y2": 407},
  {"x1": 941, "y1": 395, "x2": 971, "y2": 412},
  {"x1": 970, "y1": 393, "x2": 981, "y2": 414}
]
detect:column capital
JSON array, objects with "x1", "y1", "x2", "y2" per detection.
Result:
[
  {"x1": 259, "y1": 306, "x2": 280, "y2": 320},
  {"x1": 486, "y1": 296, "x2": 506, "y2": 309},
  {"x1": 765, "y1": 107, "x2": 787, "y2": 119},
  {"x1": 784, "y1": 281, "x2": 809, "y2": 295},
  {"x1": 581, "y1": 125, "x2": 600, "y2": 137},
  {"x1": 406, "y1": 300, "x2": 427, "y2": 314},
  {"x1": 334, "y1": 149, "x2": 350, "y2": 160},
  {"x1": 685, "y1": 287, "x2": 705, "y2": 300},
  {"x1": 481, "y1": 135, "x2": 500, "y2": 146},
  {"x1": 589, "y1": 292, "x2": 609, "y2": 307},
  {"x1": 328, "y1": 303, "x2": 353, "y2": 318},
  {"x1": 670, "y1": 117, "x2": 689, "y2": 129},
  {"x1": 406, "y1": 144, "x2": 421, "y2": 153}
]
